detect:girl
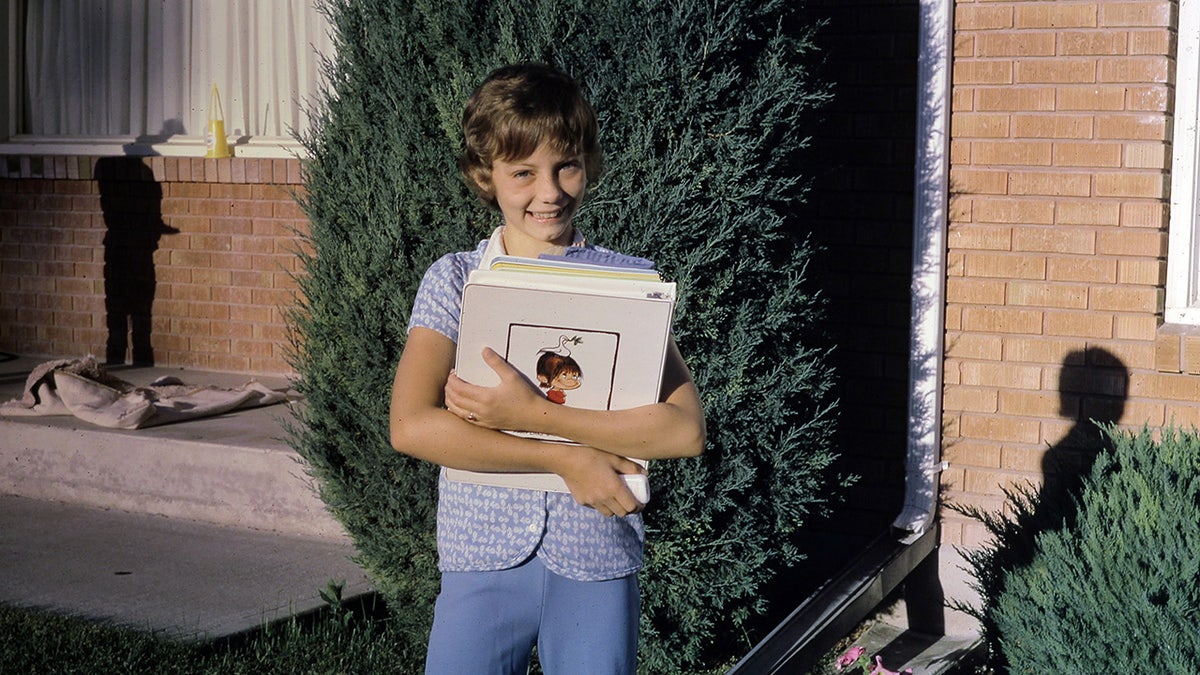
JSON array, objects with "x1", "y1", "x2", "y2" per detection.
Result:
[{"x1": 388, "y1": 63, "x2": 705, "y2": 675}]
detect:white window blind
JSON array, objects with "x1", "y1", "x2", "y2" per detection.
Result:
[{"x1": 3, "y1": 0, "x2": 332, "y2": 157}]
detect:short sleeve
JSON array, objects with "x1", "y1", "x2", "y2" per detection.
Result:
[{"x1": 407, "y1": 253, "x2": 473, "y2": 343}]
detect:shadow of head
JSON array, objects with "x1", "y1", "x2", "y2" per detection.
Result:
[{"x1": 1057, "y1": 346, "x2": 1128, "y2": 431}]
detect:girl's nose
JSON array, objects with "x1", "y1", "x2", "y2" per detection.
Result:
[{"x1": 536, "y1": 174, "x2": 565, "y2": 203}]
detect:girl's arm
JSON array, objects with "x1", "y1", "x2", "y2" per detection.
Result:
[
  {"x1": 442, "y1": 338, "x2": 706, "y2": 460},
  {"x1": 389, "y1": 326, "x2": 647, "y2": 516}
]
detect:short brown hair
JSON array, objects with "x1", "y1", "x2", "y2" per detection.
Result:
[{"x1": 459, "y1": 63, "x2": 603, "y2": 206}]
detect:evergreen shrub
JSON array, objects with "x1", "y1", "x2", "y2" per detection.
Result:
[
  {"x1": 955, "y1": 427, "x2": 1200, "y2": 673},
  {"x1": 288, "y1": 0, "x2": 839, "y2": 671}
]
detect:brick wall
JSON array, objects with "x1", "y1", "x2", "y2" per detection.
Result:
[
  {"x1": 0, "y1": 155, "x2": 309, "y2": 376},
  {"x1": 943, "y1": 0, "x2": 1188, "y2": 546}
]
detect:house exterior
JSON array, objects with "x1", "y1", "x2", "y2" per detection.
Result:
[
  {"x1": 1, "y1": 0, "x2": 1195, "y2": 589},
  {"x1": 0, "y1": 156, "x2": 307, "y2": 375},
  {"x1": 803, "y1": 0, "x2": 1197, "y2": 563},
  {"x1": 939, "y1": 0, "x2": 1195, "y2": 548}
]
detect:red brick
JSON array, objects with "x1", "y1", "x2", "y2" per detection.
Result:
[
  {"x1": 1046, "y1": 257, "x2": 1118, "y2": 283},
  {"x1": 1128, "y1": 29, "x2": 1173, "y2": 56},
  {"x1": 972, "y1": 197, "x2": 1055, "y2": 225},
  {"x1": 960, "y1": 415, "x2": 1043, "y2": 444},
  {"x1": 945, "y1": 333, "x2": 1004, "y2": 360},
  {"x1": 952, "y1": 112, "x2": 1010, "y2": 138},
  {"x1": 959, "y1": 360, "x2": 1045, "y2": 389},
  {"x1": 948, "y1": 223, "x2": 1013, "y2": 250},
  {"x1": 961, "y1": 306, "x2": 1045, "y2": 334},
  {"x1": 1095, "y1": 113, "x2": 1169, "y2": 141},
  {"x1": 1116, "y1": 258, "x2": 1165, "y2": 285},
  {"x1": 972, "y1": 140, "x2": 1054, "y2": 166},
  {"x1": 1123, "y1": 142, "x2": 1169, "y2": 169},
  {"x1": 1011, "y1": 114, "x2": 1094, "y2": 139},
  {"x1": 976, "y1": 86, "x2": 1057, "y2": 112},
  {"x1": 977, "y1": 33, "x2": 1056, "y2": 57},
  {"x1": 1015, "y1": 4, "x2": 1098, "y2": 29},
  {"x1": 1131, "y1": 372, "x2": 1200, "y2": 401},
  {"x1": 1098, "y1": 2, "x2": 1174, "y2": 28},
  {"x1": 944, "y1": 440, "x2": 1004, "y2": 469},
  {"x1": 964, "y1": 251, "x2": 1048, "y2": 279},
  {"x1": 1000, "y1": 444, "x2": 1051, "y2": 473},
  {"x1": 1007, "y1": 170, "x2": 1091, "y2": 196},
  {"x1": 1095, "y1": 228, "x2": 1165, "y2": 257},
  {"x1": 1044, "y1": 310, "x2": 1114, "y2": 338},
  {"x1": 1015, "y1": 59, "x2": 1097, "y2": 85},
  {"x1": 998, "y1": 389, "x2": 1063, "y2": 418},
  {"x1": 1091, "y1": 284, "x2": 1162, "y2": 313},
  {"x1": 1097, "y1": 56, "x2": 1171, "y2": 83},
  {"x1": 956, "y1": 4, "x2": 1014, "y2": 30},
  {"x1": 1093, "y1": 171, "x2": 1167, "y2": 198},
  {"x1": 1002, "y1": 335, "x2": 1087, "y2": 364},
  {"x1": 1113, "y1": 313, "x2": 1158, "y2": 340},
  {"x1": 951, "y1": 167, "x2": 1009, "y2": 194},
  {"x1": 1057, "y1": 30, "x2": 1129, "y2": 56},
  {"x1": 1056, "y1": 85, "x2": 1127, "y2": 111},
  {"x1": 948, "y1": 277, "x2": 1007, "y2": 305},
  {"x1": 1007, "y1": 281, "x2": 1090, "y2": 309}
]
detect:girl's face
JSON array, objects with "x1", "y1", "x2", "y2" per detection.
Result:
[
  {"x1": 551, "y1": 369, "x2": 582, "y2": 391},
  {"x1": 487, "y1": 142, "x2": 587, "y2": 258}
]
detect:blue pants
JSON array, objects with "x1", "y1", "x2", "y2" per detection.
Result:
[{"x1": 424, "y1": 556, "x2": 640, "y2": 674}]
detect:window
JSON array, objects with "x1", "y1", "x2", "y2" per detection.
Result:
[
  {"x1": 1, "y1": 0, "x2": 332, "y2": 158},
  {"x1": 1167, "y1": 0, "x2": 1200, "y2": 324}
]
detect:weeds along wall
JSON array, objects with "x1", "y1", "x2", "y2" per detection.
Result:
[{"x1": 0, "y1": 155, "x2": 308, "y2": 375}]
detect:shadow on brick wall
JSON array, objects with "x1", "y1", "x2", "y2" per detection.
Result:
[
  {"x1": 96, "y1": 156, "x2": 178, "y2": 366},
  {"x1": 1040, "y1": 346, "x2": 1129, "y2": 511}
]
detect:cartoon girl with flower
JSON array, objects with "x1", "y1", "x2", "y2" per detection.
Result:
[{"x1": 536, "y1": 335, "x2": 583, "y2": 404}]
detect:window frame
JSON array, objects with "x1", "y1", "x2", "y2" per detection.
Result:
[
  {"x1": 1167, "y1": 0, "x2": 1200, "y2": 325},
  {"x1": 0, "y1": 0, "x2": 325, "y2": 159}
]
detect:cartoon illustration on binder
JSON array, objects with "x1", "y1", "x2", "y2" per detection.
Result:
[{"x1": 536, "y1": 335, "x2": 583, "y2": 404}]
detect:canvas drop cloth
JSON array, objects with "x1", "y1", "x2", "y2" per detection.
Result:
[{"x1": 0, "y1": 358, "x2": 295, "y2": 429}]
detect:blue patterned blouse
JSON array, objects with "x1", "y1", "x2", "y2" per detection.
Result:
[{"x1": 406, "y1": 229, "x2": 645, "y2": 582}]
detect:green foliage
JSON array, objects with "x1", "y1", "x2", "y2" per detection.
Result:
[
  {"x1": 0, "y1": 599, "x2": 422, "y2": 674},
  {"x1": 288, "y1": 0, "x2": 839, "y2": 671},
  {"x1": 954, "y1": 426, "x2": 1200, "y2": 673}
]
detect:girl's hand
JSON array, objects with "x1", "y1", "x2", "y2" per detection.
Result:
[
  {"x1": 558, "y1": 448, "x2": 647, "y2": 517},
  {"x1": 444, "y1": 348, "x2": 546, "y2": 431}
]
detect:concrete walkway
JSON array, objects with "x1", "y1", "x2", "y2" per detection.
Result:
[
  {"x1": 0, "y1": 494, "x2": 371, "y2": 639},
  {"x1": 0, "y1": 355, "x2": 373, "y2": 639}
]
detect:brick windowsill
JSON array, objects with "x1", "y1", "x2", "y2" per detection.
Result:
[{"x1": 1154, "y1": 322, "x2": 1200, "y2": 374}]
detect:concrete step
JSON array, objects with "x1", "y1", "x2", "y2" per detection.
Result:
[
  {"x1": 0, "y1": 355, "x2": 374, "y2": 639},
  {"x1": 0, "y1": 357, "x2": 342, "y2": 540}
]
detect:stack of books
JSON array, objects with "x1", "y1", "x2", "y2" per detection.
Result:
[{"x1": 449, "y1": 251, "x2": 677, "y2": 503}]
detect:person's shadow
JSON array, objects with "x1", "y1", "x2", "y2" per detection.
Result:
[
  {"x1": 96, "y1": 156, "x2": 178, "y2": 366},
  {"x1": 948, "y1": 347, "x2": 1130, "y2": 674},
  {"x1": 1039, "y1": 346, "x2": 1129, "y2": 515}
]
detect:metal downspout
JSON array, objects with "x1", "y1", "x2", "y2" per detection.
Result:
[{"x1": 893, "y1": 0, "x2": 953, "y2": 543}]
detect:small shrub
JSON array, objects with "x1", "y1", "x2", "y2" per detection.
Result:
[{"x1": 956, "y1": 426, "x2": 1200, "y2": 672}]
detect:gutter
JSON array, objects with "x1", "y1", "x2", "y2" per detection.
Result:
[{"x1": 728, "y1": 0, "x2": 953, "y2": 670}]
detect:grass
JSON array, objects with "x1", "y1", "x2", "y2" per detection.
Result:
[{"x1": 0, "y1": 588, "x2": 424, "y2": 674}]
